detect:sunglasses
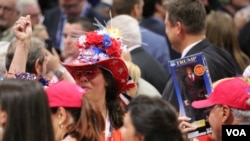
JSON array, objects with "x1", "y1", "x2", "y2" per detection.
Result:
[{"x1": 71, "y1": 67, "x2": 102, "y2": 80}]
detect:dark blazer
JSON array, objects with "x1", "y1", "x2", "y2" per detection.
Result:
[
  {"x1": 238, "y1": 20, "x2": 250, "y2": 58},
  {"x1": 141, "y1": 16, "x2": 166, "y2": 36},
  {"x1": 130, "y1": 47, "x2": 168, "y2": 94},
  {"x1": 140, "y1": 26, "x2": 170, "y2": 75},
  {"x1": 162, "y1": 39, "x2": 240, "y2": 110},
  {"x1": 140, "y1": 16, "x2": 181, "y2": 59},
  {"x1": 43, "y1": 6, "x2": 109, "y2": 49}
]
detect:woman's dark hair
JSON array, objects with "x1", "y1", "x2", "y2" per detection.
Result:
[
  {"x1": 50, "y1": 96, "x2": 105, "y2": 141},
  {"x1": 126, "y1": 95, "x2": 184, "y2": 141},
  {"x1": 101, "y1": 68, "x2": 124, "y2": 129},
  {"x1": 0, "y1": 79, "x2": 55, "y2": 141}
]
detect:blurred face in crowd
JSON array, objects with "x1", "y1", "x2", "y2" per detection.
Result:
[
  {"x1": 50, "y1": 107, "x2": 74, "y2": 141},
  {"x1": 199, "y1": 0, "x2": 209, "y2": 6},
  {"x1": 231, "y1": 0, "x2": 249, "y2": 9},
  {"x1": 164, "y1": 11, "x2": 181, "y2": 52},
  {"x1": 158, "y1": 0, "x2": 169, "y2": 19},
  {"x1": 0, "y1": 0, "x2": 20, "y2": 31},
  {"x1": 62, "y1": 22, "x2": 83, "y2": 61},
  {"x1": 120, "y1": 112, "x2": 142, "y2": 141},
  {"x1": 206, "y1": 105, "x2": 228, "y2": 141},
  {"x1": 132, "y1": 0, "x2": 144, "y2": 21},
  {"x1": 23, "y1": 4, "x2": 42, "y2": 26},
  {"x1": 71, "y1": 66, "x2": 107, "y2": 100},
  {"x1": 137, "y1": 0, "x2": 144, "y2": 21},
  {"x1": 59, "y1": 0, "x2": 85, "y2": 17}
]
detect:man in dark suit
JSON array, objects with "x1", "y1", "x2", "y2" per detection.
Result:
[
  {"x1": 162, "y1": 0, "x2": 240, "y2": 113},
  {"x1": 238, "y1": 20, "x2": 250, "y2": 58},
  {"x1": 140, "y1": 0, "x2": 181, "y2": 60},
  {"x1": 43, "y1": 0, "x2": 108, "y2": 51},
  {"x1": 112, "y1": 0, "x2": 171, "y2": 75}
]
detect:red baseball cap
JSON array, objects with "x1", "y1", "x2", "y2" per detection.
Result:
[
  {"x1": 192, "y1": 77, "x2": 250, "y2": 110},
  {"x1": 45, "y1": 80, "x2": 85, "y2": 108}
]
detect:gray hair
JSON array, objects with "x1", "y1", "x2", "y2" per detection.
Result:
[
  {"x1": 16, "y1": 0, "x2": 39, "y2": 15},
  {"x1": 106, "y1": 14, "x2": 142, "y2": 48},
  {"x1": 15, "y1": 0, "x2": 23, "y2": 14},
  {"x1": 0, "y1": 42, "x2": 9, "y2": 77},
  {"x1": 231, "y1": 107, "x2": 250, "y2": 121},
  {"x1": 5, "y1": 37, "x2": 45, "y2": 74}
]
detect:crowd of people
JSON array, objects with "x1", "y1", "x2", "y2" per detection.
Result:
[{"x1": 0, "y1": 0, "x2": 250, "y2": 141}]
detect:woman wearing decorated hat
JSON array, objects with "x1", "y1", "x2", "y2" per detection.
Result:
[
  {"x1": 7, "y1": 15, "x2": 129, "y2": 140},
  {"x1": 63, "y1": 27, "x2": 129, "y2": 140}
]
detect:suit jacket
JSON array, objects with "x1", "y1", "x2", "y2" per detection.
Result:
[
  {"x1": 238, "y1": 20, "x2": 250, "y2": 58},
  {"x1": 140, "y1": 16, "x2": 181, "y2": 59},
  {"x1": 140, "y1": 26, "x2": 170, "y2": 75},
  {"x1": 43, "y1": 6, "x2": 109, "y2": 50},
  {"x1": 141, "y1": 16, "x2": 166, "y2": 36},
  {"x1": 162, "y1": 39, "x2": 240, "y2": 111},
  {"x1": 130, "y1": 47, "x2": 168, "y2": 94}
]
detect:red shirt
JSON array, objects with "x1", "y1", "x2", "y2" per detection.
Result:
[{"x1": 100, "y1": 129, "x2": 123, "y2": 141}]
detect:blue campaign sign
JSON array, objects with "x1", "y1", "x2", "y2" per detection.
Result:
[{"x1": 168, "y1": 52, "x2": 213, "y2": 139}]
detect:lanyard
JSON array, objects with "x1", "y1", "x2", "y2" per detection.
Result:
[{"x1": 105, "y1": 112, "x2": 112, "y2": 141}]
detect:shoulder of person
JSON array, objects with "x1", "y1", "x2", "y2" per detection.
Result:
[{"x1": 137, "y1": 78, "x2": 161, "y2": 98}]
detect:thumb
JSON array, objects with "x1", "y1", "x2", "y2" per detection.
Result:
[
  {"x1": 25, "y1": 15, "x2": 32, "y2": 28},
  {"x1": 26, "y1": 15, "x2": 31, "y2": 21}
]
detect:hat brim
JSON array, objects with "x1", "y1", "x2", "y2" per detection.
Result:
[
  {"x1": 191, "y1": 99, "x2": 215, "y2": 109},
  {"x1": 62, "y1": 58, "x2": 129, "y2": 94}
]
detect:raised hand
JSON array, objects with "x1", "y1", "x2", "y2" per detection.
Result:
[
  {"x1": 8, "y1": 15, "x2": 32, "y2": 77},
  {"x1": 178, "y1": 116, "x2": 197, "y2": 141},
  {"x1": 13, "y1": 15, "x2": 32, "y2": 41}
]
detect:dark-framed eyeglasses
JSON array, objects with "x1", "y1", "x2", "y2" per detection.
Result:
[{"x1": 0, "y1": 5, "x2": 15, "y2": 13}]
